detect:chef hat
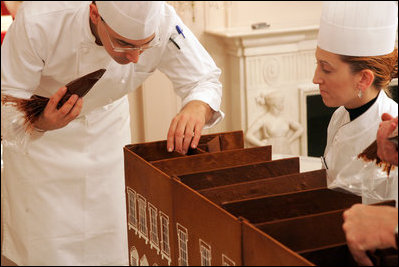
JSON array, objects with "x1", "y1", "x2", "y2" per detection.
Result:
[
  {"x1": 317, "y1": 1, "x2": 398, "y2": 56},
  {"x1": 96, "y1": 1, "x2": 164, "y2": 40}
]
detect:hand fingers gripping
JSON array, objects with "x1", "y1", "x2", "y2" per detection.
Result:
[
  {"x1": 173, "y1": 116, "x2": 189, "y2": 154},
  {"x1": 167, "y1": 117, "x2": 178, "y2": 152},
  {"x1": 381, "y1": 113, "x2": 394, "y2": 121},
  {"x1": 40, "y1": 90, "x2": 81, "y2": 130},
  {"x1": 167, "y1": 114, "x2": 189, "y2": 153},
  {"x1": 47, "y1": 86, "x2": 67, "y2": 111},
  {"x1": 57, "y1": 95, "x2": 82, "y2": 128},
  {"x1": 38, "y1": 87, "x2": 69, "y2": 130},
  {"x1": 65, "y1": 97, "x2": 83, "y2": 121},
  {"x1": 190, "y1": 122, "x2": 204, "y2": 150},
  {"x1": 58, "y1": 94, "x2": 79, "y2": 118},
  {"x1": 182, "y1": 121, "x2": 196, "y2": 154},
  {"x1": 353, "y1": 250, "x2": 373, "y2": 266}
]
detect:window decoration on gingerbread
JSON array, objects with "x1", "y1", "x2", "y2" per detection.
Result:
[
  {"x1": 130, "y1": 246, "x2": 139, "y2": 266},
  {"x1": 159, "y1": 211, "x2": 171, "y2": 265},
  {"x1": 222, "y1": 254, "x2": 236, "y2": 266},
  {"x1": 177, "y1": 223, "x2": 189, "y2": 266},
  {"x1": 127, "y1": 187, "x2": 138, "y2": 233},
  {"x1": 148, "y1": 202, "x2": 160, "y2": 253},
  {"x1": 137, "y1": 194, "x2": 149, "y2": 243},
  {"x1": 199, "y1": 239, "x2": 212, "y2": 266}
]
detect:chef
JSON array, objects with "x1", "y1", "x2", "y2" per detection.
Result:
[
  {"x1": 313, "y1": 1, "x2": 398, "y2": 205},
  {"x1": 1, "y1": 1, "x2": 223, "y2": 265}
]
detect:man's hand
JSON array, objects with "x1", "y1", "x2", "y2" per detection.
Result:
[
  {"x1": 377, "y1": 113, "x2": 398, "y2": 166},
  {"x1": 167, "y1": 100, "x2": 214, "y2": 154},
  {"x1": 34, "y1": 86, "x2": 83, "y2": 131},
  {"x1": 342, "y1": 204, "x2": 398, "y2": 266}
]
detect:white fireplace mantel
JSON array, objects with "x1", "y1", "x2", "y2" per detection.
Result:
[
  {"x1": 206, "y1": 25, "x2": 319, "y2": 155},
  {"x1": 206, "y1": 25, "x2": 318, "y2": 56}
]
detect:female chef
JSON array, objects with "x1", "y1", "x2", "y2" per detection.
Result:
[
  {"x1": 313, "y1": 1, "x2": 398, "y2": 205},
  {"x1": 1, "y1": 1, "x2": 223, "y2": 265}
]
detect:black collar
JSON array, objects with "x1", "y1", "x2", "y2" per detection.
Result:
[{"x1": 345, "y1": 94, "x2": 378, "y2": 121}]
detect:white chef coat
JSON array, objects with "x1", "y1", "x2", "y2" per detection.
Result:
[
  {"x1": 324, "y1": 90, "x2": 398, "y2": 205},
  {"x1": 0, "y1": 1, "x2": 223, "y2": 265}
]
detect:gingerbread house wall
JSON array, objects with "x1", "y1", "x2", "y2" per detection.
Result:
[{"x1": 124, "y1": 131, "x2": 396, "y2": 266}]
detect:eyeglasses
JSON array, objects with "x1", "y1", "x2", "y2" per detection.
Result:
[{"x1": 101, "y1": 17, "x2": 160, "y2": 53}]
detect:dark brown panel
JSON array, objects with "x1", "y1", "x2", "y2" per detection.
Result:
[
  {"x1": 171, "y1": 177, "x2": 243, "y2": 266},
  {"x1": 152, "y1": 146, "x2": 272, "y2": 176},
  {"x1": 219, "y1": 131, "x2": 245, "y2": 150},
  {"x1": 241, "y1": 219, "x2": 313, "y2": 266},
  {"x1": 299, "y1": 243, "x2": 397, "y2": 266},
  {"x1": 202, "y1": 136, "x2": 221, "y2": 153},
  {"x1": 126, "y1": 142, "x2": 204, "y2": 162},
  {"x1": 178, "y1": 157, "x2": 300, "y2": 191},
  {"x1": 199, "y1": 169, "x2": 326, "y2": 204},
  {"x1": 125, "y1": 131, "x2": 244, "y2": 162},
  {"x1": 256, "y1": 209, "x2": 346, "y2": 252},
  {"x1": 222, "y1": 188, "x2": 361, "y2": 223},
  {"x1": 299, "y1": 243, "x2": 357, "y2": 266},
  {"x1": 197, "y1": 130, "x2": 244, "y2": 152},
  {"x1": 368, "y1": 248, "x2": 398, "y2": 266}
]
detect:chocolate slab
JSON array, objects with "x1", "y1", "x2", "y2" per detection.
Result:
[
  {"x1": 178, "y1": 157, "x2": 300, "y2": 191},
  {"x1": 57, "y1": 68, "x2": 106, "y2": 108},
  {"x1": 198, "y1": 169, "x2": 326, "y2": 205}
]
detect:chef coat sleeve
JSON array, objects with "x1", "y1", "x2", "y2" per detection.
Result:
[
  {"x1": 1, "y1": 5, "x2": 46, "y2": 147},
  {"x1": 156, "y1": 15, "x2": 224, "y2": 129},
  {"x1": 1, "y1": 4, "x2": 44, "y2": 98}
]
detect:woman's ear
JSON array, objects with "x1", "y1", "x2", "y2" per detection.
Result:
[
  {"x1": 357, "y1": 69, "x2": 375, "y2": 92},
  {"x1": 89, "y1": 3, "x2": 101, "y2": 25}
]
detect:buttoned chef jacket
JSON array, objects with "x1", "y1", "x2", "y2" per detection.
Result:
[
  {"x1": 1, "y1": 1, "x2": 223, "y2": 265},
  {"x1": 324, "y1": 90, "x2": 398, "y2": 206}
]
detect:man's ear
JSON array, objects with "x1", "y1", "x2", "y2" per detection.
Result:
[
  {"x1": 357, "y1": 69, "x2": 375, "y2": 93},
  {"x1": 89, "y1": 3, "x2": 100, "y2": 25}
]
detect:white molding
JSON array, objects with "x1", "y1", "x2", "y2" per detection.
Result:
[{"x1": 206, "y1": 25, "x2": 318, "y2": 57}]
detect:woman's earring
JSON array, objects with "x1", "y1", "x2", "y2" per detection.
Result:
[{"x1": 357, "y1": 89, "x2": 363, "y2": 98}]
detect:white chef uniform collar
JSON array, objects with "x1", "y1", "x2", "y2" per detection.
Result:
[
  {"x1": 317, "y1": 1, "x2": 398, "y2": 56},
  {"x1": 96, "y1": 1, "x2": 164, "y2": 40}
]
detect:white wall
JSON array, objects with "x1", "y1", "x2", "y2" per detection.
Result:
[{"x1": 228, "y1": 1, "x2": 322, "y2": 29}]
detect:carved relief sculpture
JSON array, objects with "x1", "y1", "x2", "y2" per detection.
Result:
[{"x1": 246, "y1": 90, "x2": 303, "y2": 154}]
